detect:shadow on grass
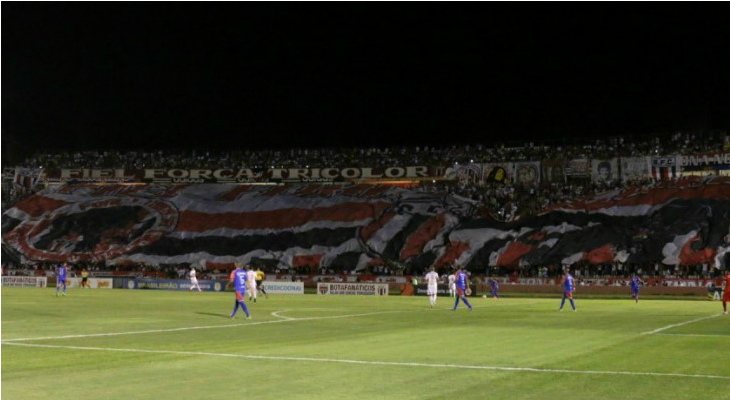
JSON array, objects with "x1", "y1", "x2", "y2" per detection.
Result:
[{"x1": 195, "y1": 311, "x2": 231, "y2": 319}]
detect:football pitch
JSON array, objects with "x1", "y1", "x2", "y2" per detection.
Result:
[{"x1": 2, "y1": 288, "x2": 728, "y2": 400}]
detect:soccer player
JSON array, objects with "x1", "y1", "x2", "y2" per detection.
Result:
[
  {"x1": 722, "y1": 271, "x2": 730, "y2": 315},
  {"x1": 255, "y1": 267, "x2": 268, "y2": 299},
  {"x1": 80, "y1": 268, "x2": 90, "y2": 289},
  {"x1": 56, "y1": 262, "x2": 68, "y2": 296},
  {"x1": 447, "y1": 270, "x2": 456, "y2": 298},
  {"x1": 488, "y1": 277, "x2": 500, "y2": 299},
  {"x1": 228, "y1": 263, "x2": 251, "y2": 319},
  {"x1": 424, "y1": 267, "x2": 440, "y2": 307},
  {"x1": 246, "y1": 265, "x2": 257, "y2": 302},
  {"x1": 452, "y1": 266, "x2": 473, "y2": 311},
  {"x1": 559, "y1": 270, "x2": 576, "y2": 311},
  {"x1": 630, "y1": 273, "x2": 643, "y2": 304},
  {"x1": 189, "y1": 266, "x2": 202, "y2": 292}
]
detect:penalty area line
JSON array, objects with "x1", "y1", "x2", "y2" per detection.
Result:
[{"x1": 3, "y1": 342, "x2": 729, "y2": 380}]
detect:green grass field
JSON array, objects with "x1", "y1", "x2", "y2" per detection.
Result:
[{"x1": 2, "y1": 288, "x2": 729, "y2": 400}]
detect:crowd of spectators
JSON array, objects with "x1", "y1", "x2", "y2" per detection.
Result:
[
  {"x1": 3, "y1": 130, "x2": 728, "y2": 221},
  {"x1": 10, "y1": 130, "x2": 728, "y2": 171},
  {"x1": 3, "y1": 131, "x2": 728, "y2": 285}
]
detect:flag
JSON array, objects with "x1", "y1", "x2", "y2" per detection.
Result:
[
  {"x1": 12, "y1": 167, "x2": 43, "y2": 190},
  {"x1": 2, "y1": 177, "x2": 730, "y2": 270}
]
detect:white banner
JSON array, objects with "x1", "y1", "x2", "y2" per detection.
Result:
[
  {"x1": 651, "y1": 155, "x2": 680, "y2": 180},
  {"x1": 620, "y1": 156, "x2": 652, "y2": 181},
  {"x1": 2, "y1": 276, "x2": 48, "y2": 287},
  {"x1": 262, "y1": 281, "x2": 304, "y2": 294},
  {"x1": 445, "y1": 163, "x2": 484, "y2": 185},
  {"x1": 66, "y1": 278, "x2": 114, "y2": 289},
  {"x1": 591, "y1": 158, "x2": 619, "y2": 184},
  {"x1": 316, "y1": 282, "x2": 389, "y2": 296},
  {"x1": 513, "y1": 161, "x2": 541, "y2": 186}
]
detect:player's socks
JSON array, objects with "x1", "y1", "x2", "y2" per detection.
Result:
[
  {"x1": 453, "y1": 296, "x2": 460, "y2": 310},
  {"x1": 569, "y1": 299, "x2": 575, "y2": 310},
  {"x1": 560, "y1": 297, "x2": 566, "y2": 310},
  {"x1": 240, "y1": 301, "x2": 250, "y2": 318},
  {"x1": 462, "y1": 297, "x2": 472, "y2": 310}
]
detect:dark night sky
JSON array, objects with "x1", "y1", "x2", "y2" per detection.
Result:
[{"x1": 2, "y1": 3, "x2": 729, "y2": 163}]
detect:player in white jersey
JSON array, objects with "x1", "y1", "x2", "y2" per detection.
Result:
[
  {"x1": 424, "y1": 267, "x2": 440, "y2": 307},
  {"x1": 246, "y1": 266, "x2": 258, "y2": 302},
  {"x1": 448, "y1": 272, "x2": 456, "y2": 298},
  {"x1": 189, "y1": 267, "x2": 202, "y2": 292}
]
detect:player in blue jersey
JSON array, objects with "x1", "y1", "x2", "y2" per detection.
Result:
[
  {"x1": 452, "y1": 267, "x2": 473, "y2": 311},
  {"x1": 228, "y1": 263, "x2": 251, "y2": 319},
  {"x1": 630, "y1": 273, "x2": 643, "y2": 304},
  {"x1": 56, "y1": 262, "x2": 68, "y2": 296},
  {"x1": 488, "y1": 277, "x2": 500, "y2": 299},
  {"x1": 559, "y1": 271, "x2": 576, "y2": 311}
]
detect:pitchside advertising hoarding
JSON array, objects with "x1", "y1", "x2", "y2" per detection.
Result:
[
  {"x1": 262, "y1": 281, "x2": 304, "y2": 294},
  {"x1": 123, "y1": 279, "x2": 228, "y2": 292},
  {"x1": 1, "y1": 276, "x2": 47, "y2": 287},
  {"x1": 413, "y1": 283, "x2": 478, "y2": 297},
  {"x1": 65, "y1": 278, "x2": 113, "y2": 289},
  {"x1": 317, "y1": 282, "x2": 389, "y2": 296}
]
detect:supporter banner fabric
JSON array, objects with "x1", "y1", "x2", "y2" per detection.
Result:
[
  {"x1": 679, "y1": 152, "x2": 730, "y2": 171},
  {"x1": 445, "y1": 163, "x2": 484, "y2": 185},
  {"x1": 590, "y1": 158, "x2": 619, "y2": 184},
  {"x1": 540, "y1": 160, "x2": 566, "y2": 184},
  {"x1": 566, "y1": 159, "x2": 590, "y2": 177},
  {"x1": 39, "y1": 166, "x2": 435, "y2": 184},
  {"x1": 3, "y1": 178, "x2": 730, "y2": 270},
  {"x1": 620, "y1": 157, "x2": 652, "y2": 181},
  {"x1": 483, "y1": 163, "x2": 511, "y2": 184},
  {"x1": 652, "y1": 155, "x2": 680, "y2": 180},
  {"x1": 512, "y1": 162, "x2": 540, "y2": 186},
  {"x1": 13, "y1": 168, "x2": 43, "y2": 190}
]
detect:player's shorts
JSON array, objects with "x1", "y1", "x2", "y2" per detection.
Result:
[
  {"x1": 723, "y1": 289, "x2": 730, "y2": 302},
  {"x1": 256, "y1": 280, "x2": 263, "y2": 287},
  {"x1": 191, "y1": 278, "x2": 198, "y2": 285},
  {"x1": 58, "y1": 278, "x2": 67, "y2": 284},
  {"x1": 235, "y1": 291, "x2": 245, "y2": 301},
  {"x1": 427, "y1": 285, "x2": 438, "y2": 296},
  {"x1": 563, "y1": 290, "x2": 573, "y2": 299},
  {"x1": 449, "y1": 284, "x2": 456, "y2": 292},
  {"x1": 457, "y1": 287, "x2": 467, "y2": 297},
  {"x1": 631, "y1": 287, "x2": 639, "y2": 295},
  {"x1": 81, "y1": 277, "x2": 88, "y2": 283}
]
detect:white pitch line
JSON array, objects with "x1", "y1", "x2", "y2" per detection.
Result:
[
  {"x1": 4, "y1": 342, "x2": 729, "y2": 380},
  {"x1": 653, "y1": 333, "x2": 730, "y2": 338},
  {"x1": 641, "y1": 314, "x2": 722, "y2": 335},
  {"x1": 0, "y1": 310, "x2": 403, "y2": 343},
  {"x1": 270, "y1": 310, "x2": 296, "y2": 320}
]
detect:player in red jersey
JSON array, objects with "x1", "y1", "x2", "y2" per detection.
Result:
[{"x1": 722, "y1": 272, "x2": 730, "y2": 315}]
